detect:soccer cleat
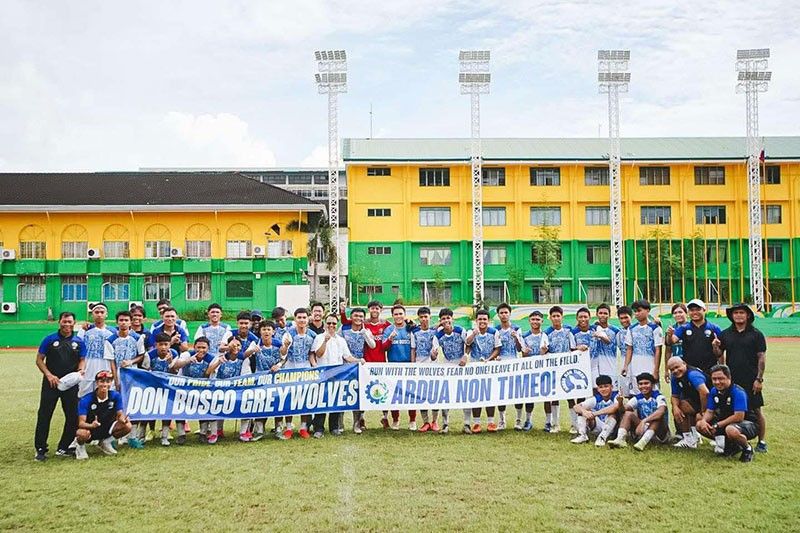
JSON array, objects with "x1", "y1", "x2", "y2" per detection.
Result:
[
  {"x1": 313, "y1": 431, "x2": 324, "y2": 439},
  {"x1": 359, "y1": 418, "x2": 367, "y2": 430},
  {"x1": 514, "y1": 419, "x2": 523, "y2": 431},
  {"x1": 594, "y1": 435, "x2": 608, "y2": 447},
  {"x1": 239, "y1": 432, "x2": 253, "y2": 442},
  {"x1": 740, "y1": 447, "x2": 754, "y2": 463},
  {"x1": 633, "y1": 438, "x2": 648, "y2": 451},
  {"x1": 391, "y1": 420, "x2": 400, "y2": 431},
  {"x1": 550, "y1": 425, "x2": 561, "y2": 434},
  {"x1": 127, "y1": 437, "x2": 144, "y2": 449},
  {"x1": 299, "y1": 428, "x2": 311, "y2": 439},
  {"x1": 431, "y1": 422, "x2": 440, "y2": 432},
  {"x1": 217, "y1": 430, "x2": 225, "y2": 439},
  {"x1": 497, "y1": 419, "x2": 506, "y2": 431},
  {"x1": 570, "y1": 434, "x2": 589, "y2": 444},
  {"x1": 569, "y1": 425, "x2": 579, "y2": 435},
  {"x1": 756, "y1": 441, "x2": 768, "y2": 453},
  {"x1": 34, "y1": 450, "x2": 47, "y2": 462},
  {"x1": 381, "y1": 417, "x2": 390, "y2": 430},
  {"x1": 353, "y1": 423, "x2": 363, "y2": 435},
  {"x1": 462, "y1": 424, "x2": 472, "y2": 435},
  {"x1": 332, "y1": 429, "x2": 343, "y2": 436},
  {"x1": 207, "y1": 433, "x2": 218, "y2": 445},
  {"x1": 439, "y1": 424, "x2": 449, "y2": 434},
  {"x1": 252, "y1": 431, "x2": 265, "y2": 442},
  {"x1": 408, "y1": 421, "x2": 417, "y2": 432},
  {"x1": 471, "y1": 423, "x2": 482, "y2": 434},
  {"x1": 487, "y1": 422, "x2": 498, "y2": 433},
  {"x1": 279, "y1": 428, "x2": 293, "y2": 440},
  {"x1": 543, "y1": 422, "x2": 552, "y2": 433},
  {"x1": 55, "y1": 448, "x2": 75, "y2": 458},
  {"x1": 608, "y1": 436, "x2": 627, "y2": 448},
  {"x1": 713, "y1": 445, "x2": 725, "y2": 455},
  {"x1": 418, "y1": 423, "x2": 431, "y2": 433},
  {"x1": 99, "y1": 438, "x2": 117, "y2": 455},
  {"x1": 522, "y1": 420, "x2": 533, "y2": 432},
  {"x1": 176, "y1": 435, "x2": 187, "y2": 446},
  {"x1": 160, "y1": 437, "x2": 170, "y2": 447},
  {"x1": 75, "y1": 445, "x2": 89, "y2": 460},
  {"x1": 673, "y1": 438, "x2": 698, "y2": 449},
  {"x1": 198, "y1": 433, "x2": 208, "y2": 444},
  {"x1": 117, "y1": 435, "x2": 128, "y2": 446}
]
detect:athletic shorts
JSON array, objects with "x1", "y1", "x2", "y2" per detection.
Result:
[
  {"x1": 90, "y1": 421, "x2": 114, "y2": 442},
  {"x1": 718, "y1": 421, "x2": 758, "y2": 440}
]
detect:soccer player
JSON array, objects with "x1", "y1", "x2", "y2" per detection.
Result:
[
  {"x1": 664, "y1": 303, "x2": 688, "y2": 360},
  {"x1": 571, "y1": 375, "x2": 620, "y2": 447},
  {"x1": 104, "y1": 310, "x2": 145, "y2": 445},
  {"x1": 194, "y1": 303, "x2": 232, "y2": 357},
  {"x1": 150, "y1": 298, "x2": 190, "y2": 336},
  {"x1": 714, "y1": 303, "x2": 768, "y2": 453},
  {"x1": 382, "y1": 304, "x2": 417, "y2": 430},
  {"x1": 621, "y1": 300, "x2": 663, "y2": 397},
  {"x1": 271, "y1": 306, "x2": 291, "y2": 339},
  {"x1": 308, "y1": 301, "x2": 326, "y2": 334},
  {"x1": 77, "y1": 303, "x2": 117, "y2": 399},
  {"x1": 615, "y1": 305, "x2": 633, "y2": 367},
  {"x1": 223, "y1": 311, "x2": 260, "y2": 371},
  {"x1": 608, "y1": 372, "x2": 670, "y2": 451},
  {"x1": 279, "y1": 308, "x2": 317, "y2": 439},
  {"x1": 171, "y1": 337, "x2": 216, "y2": 444},
  {"x1": 434, "y1": 308, "x2": 467, "y2": 434},
  {"x1": 668, "y1": 356, "x2": 709, "y2": 449},
  {"x1": 590, "y1": 303, "x2": 620, "y2": 393},
  {"x1": 696, "y1": 364, "x2": 759, "y2": 462},
  {"x1": 250, "y1": 309, "x2": 264, "y2": 336},
  {"x1": 339, "y1": 308, "x2": 377, "y2": 434},
  {"x1": 568, "y1": 307, "x2": 594, "y2": 434},
  {"x1": 252, "y1": 321, "x2": 283, "y2": 440},
  {"x1": 34, "y1": 312, "x2": 87, "y2": 461},
  {"x1": 466, "y1": 309, "x2": 501, "y2": 432},
  {"x1": 74, "y1": 370, "x2": 132, "y2": 460},
  {"x1": 411, "y1": 306, "x2": 441, "y2": 433},
  {"x1": 129, "y1": 305, "x2": 153, "y2": 356},
  {"x1": 146, "y1": 333, "x2": 179, "y2": 445},
  {"x1": 493, "y1": 303, "x2": 523, "y2": 431},
  {"x1": 667, "y1": 299, "x2": 722, "y2": 378},
  {"x1": 519, "y1": 310, "x2": 548, "y2": 431},
  {"x1": 208, "y1": 338, "x2": 253, "y2": 441},
  {"x1": 544, "y1": 305, "x2": 576, "y2": 433},
  {"x1": 152, "y1": 307, "x2": 189, "y2": 355}
]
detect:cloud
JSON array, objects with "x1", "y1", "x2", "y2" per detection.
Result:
[{"x1": 300, "y1": 145, "x2": 330, "y2": 167}]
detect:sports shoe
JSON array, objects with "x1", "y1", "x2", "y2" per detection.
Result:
[
  {"x1": 216, "y1": 430, "x2": 225, "y2": 439},
  {"x1": 462, "y1": 424, "x2": 472, "y2": 435},
  {"x1": 353, "y1": 423, "x2": 363, "y2": 435},
  {"x1": 497, "y1": 419, "x2": 506, "y2": 431},
  {"x1": 408, "y1": 421, "x2": 417, "y2": 431},
  {"x1": 439, "y1": 424, "x2": 449, "y2": 434},
  {"x1": 713, "y1": 444, "x2": 725, "y2": 455},
  {"x1": 471, "y1": 423, "x2": 482, "y2": 434},
  {"x1": 75, "y1": 445, "x2": 89, "y2": 460},
  {"x1": 570, "y1": 434, "x2": 589, "y2": 444},
  {"x1": 207, "y1": 433, "x2": 218, "y2": 444},
  {"x1": 252, "y1": 431, "x2": 265, "y2": 442},
  {"x1": 569, "y1": 425, "x2": 579, "y2": 435},
  {"x1": 418, "y1": 422, "x2": 431, "y2": 433},
  {"x1": 543, "y1": 422, "x2": 552, "y2": 433},
  {"x1": 176, "y1": 434, "x2": 187, "y2": 446},
  {"x1": 35, "y1": 450, "x2": 47, "y2": 462},
  {"x1": 522, "y1": 420, "x2": 533, "y2": 432},
  {"x1": 128, "y1": 437, "x2": 144, "y2": 449},
  {"x1": 99, "y1": 438, "x2": 118, "y2": 455},
  {"x1": 55, "y1": 448, "x2": 75, "y2": 458},
  {"x1": 313, "y1": 431, "x2": 324, "y2": 439},
  {"x1": 431, "y1": 422, "x2": 440, "y2": 432},
  {"x1": 381, "y1": 417, "x2": 390, "y2": 430},
  {"x1": 740, "y1": 446, "x2": 754, "y2": 463},
  {"x1": 594, "y1": 435, "x2": 607, "y2": 447},
  {"x1": 551, "y1": 425, "x2": 561, "y2": 434},
  {"x1": 279, "y1": 428, "x2": 293, "y2": 440},
  {"x1": 487, "y1": 422, "x2": 498, "y2": 433},
  {"x1": 359, "y1": 418, "x2": 367, "y2": 430},
  {"x1": 117, "y1": 435, "x2": 128, "y2": 446},
  {"x1": 160, "y1": 437, "x2": 170, "y2": 447},
  {"x1": 391, "y1": 420, "x2": 400, "y2": 431},
  {"x1": 633, "y1": 438, "x2": 648, "y2": 451},
  {"x1": 332, "y1": 429, "x2": 343, "y2": 436},
  {"x1": 756, "y1": 441, "x2": 768, "y2": 453},
  {"x1": 238, "y1": 432, "x2": 253, "y2": 442},
  {"x1": 608, "y1": 436, "x2": 627, "y2": 448},
  {"x1": 299, "y1": 428, "x2": 311, "y2": 439},
  {"x1": 673, "y1": 438, "x2": 698, "y2": 449}
]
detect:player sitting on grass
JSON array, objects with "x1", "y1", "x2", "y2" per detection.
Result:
[
  {"x1": 696, "y1": 364, "x2": 759, "y2": 463},
  {"x1": 466, "y1": 308, "x2": 500, "y2": 432},
  {"x1": 75, "y1": 370, "x2": 133, "y2": 460},
  {"x1": 171, "y1": 337, "x2": 215, "y2": 444},
  {"x1": 668, "y1": 356, "x2": 709, "y2": 449},
  {"x1": 571, "y1": 375, "x2": 620, "y2": 446},
  {"x1": 608, "y1": 372, "x2": 670, "y2": 451},
  {"x1": 520, "y1": 310, "x2": 548, "y2": 431}
]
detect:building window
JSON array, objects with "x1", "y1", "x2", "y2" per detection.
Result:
[
  {"x1": 531, "y1": 245, "x2": 562, "y2": 264},
  {"x1": 144, "y1": 275, "x2": 171, "y2": 301},
  {"x1": 484, "y1": 246, "x2": 507, "y2": 265},
  {"x1": 287, "y1": 174, "x2": 313, "y2": 185},
  {"x1": 358, "y1": 285, "x2": 384, "y2": 295},
  {"x1": 530, "y1": 168, "x2": 561, "y2": 186},
  {"x1": 762, "y1": 205, "x2": 782, "y2": 224},
  {"x1": 586, "y1": 244, "x2": 611, "y2": 264},
  {"x1": 530, "y1": 207, "x2": 561, "y2": 226},
  {"x1": 62, "y1": 276, "x2": 88, "y2": 301},
  {"x1": 367, "y1": 208, "x2": 391, "y2": 217},
  {"x1": 483, "y1": 207, "x2": 506, "y2": 226},
  {"x1": 420, "y1": 247, "x2": 452, "y2": 266},
  {"x1": 585, "y1": 167, "x2": 609, "y2": 186},
  {"x1": 186, "y1": 274, "x2": 211, "y2": 301},
  {"x1": 764, "y1": 243, "x2": 783, "y2": 263},
  {"x1": 694, "y1": 166, "x2": 726, "y2": 185},
  {"x1": 226, "y1": 279, "x2": 253, "y2": 298},
  {"x1": 226, "y1": 240, "x2": 252, "y2": 259},
  {"x1": 586, "y1": 284, "x2": 612, "y2": 304},
  {"x1": 103, "y1": 275, "x2": 130, "y2": 301},
  {"x1": 428, "y1": 285, "x2": 452, "y2": 303},
  {"x1": 762, "y1": 165, "x2": 781, "y2": 185},
  {"x1": 484, "y1": 284, "x2": 505, "y2": 304},
  {"x1": 103, "y1": 241, "x2": 130, "y2": 259},
  {"x1": 419, "y1": 168, "x2": 450, "y2": 187},
  {"x1": 19, "y1": 276, "x2": 46, "y2": 302},
  {"x1": 267, "y1": 240, "x2": 293, "y2": 257},
  {"x1": 482, "y1": 168, "x2": 506, "y2": 186},
  {"x1": 145, "y1": 241, "x2": 171, "y2": 259},
  {"x1": 367, "y1": 246, "x2": 391, "y2": 255},
  {"x1": 186, "y1": 240, "x2": 212, "y2": 258},
  {"x1": 62, "y1": 241, "x2": 88, "y2": 259},
  {"x1": 367, "y1": 167, "x2": 391, "y2": 176},
  {"x1": 641, "y1": 206, "x2": 672, "y2": 225},
  {"x1": 640, "y1": 167, "x2": 671, "y2": 185},
  {"x1": 696, "y1": 206, "x2": 727, "y2": 224},
  {"x1": 19, "y1": 224, "x2": 46, "y2": 259},
  {"x1": 262, "y1": 175, "x2": 288, "y2": 185},
  {"x1": 419, "y1": 207, "x2": 451, "y2": 227},
  {"x1": 585, "y1": 206, "x2": 610, "y2": 226},
  {"x1": 705, "y1": 242, "x2": 728, "y2": 263},
  {"x1": 316, "y1": 247, "x2": 329, "y2": 263},
  {"x1": 532, "y1": 285, "x2": 563, "y2": 304}
]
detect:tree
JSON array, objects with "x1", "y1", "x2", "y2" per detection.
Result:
[
  {"x1": 286, "y1": 217, "x2": 337, "y2": 301},
  {"x1": 431, "y1": 266, "x2": 446, "y2": 306},
  {"x1": 531, "y1": 224, "x2": 562, "y2": 299},
  {"x1": 506, "y1": 264, "x2": 524, "y2": 304}
]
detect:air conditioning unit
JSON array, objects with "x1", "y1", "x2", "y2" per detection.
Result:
[
  {"x1": 87, "y1": 301, "x2": 102, "y2": 312},
  {"x1": 1, "y1": 302, "x2": 17, "y2": 314},
  {"x1": 253, "y1": 245, "x2": 266, "y2": 257},
  {"x1": 87, "y1": 248, "x2": 101, "y2": 259},
  {"x1": 129, "y1": 301, "x2": 143, "y2": 310},
  {"x1": 170, "y1": 247, "x2": 183, "y2": 258},
  {"x1": 1, "y1": 249, "x2": 16, "y2": 260}
]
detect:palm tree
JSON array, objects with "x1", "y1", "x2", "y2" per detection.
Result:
[{"x1": 287, "y1": 217, "x2": 338, "y2": 300}]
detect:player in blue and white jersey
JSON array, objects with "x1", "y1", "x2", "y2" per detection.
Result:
[
  {"x1": 208, "y1": 338, "x2": 254, "y2": 442},
  {"x1": 434, "y1": 308, "x2": 467, "y2": 435},
  {"x1": 145, "y1": 333, "x2": 179, "y2": 446},
  {"x1": 567, "y1": 307, "x2": 594, "y2": 434},
  {"x1": 105, "y1": 310, "x2": 145, "y2": 391},
  {"x1": 571, "y1": 375, "x2": 620, "y2": 447},
  {"x1": 608, "y1": 372, "x2": 670, "y2": 451},
  {"x1": 382, "y1": 304, "x2": 417, "y2": 431},
  {"x1": 74, "y1": 370, "x2": 132, "y2": 460},
  {"x1": 271, "y1": 306, "x2": 292, "y2": 341},
  {"x1": 339, "y1": 308, "x2": 376, "y2": 435},
  {"x1": 622, "y1": 300, "x2": 664, "y2": 397},
  {"x1": 250, "y1": 322, "x2": 284, "y2": 439},
  {"x1": 466, "y1": 308, "x2": 501, "y2": 433},
  {"x1": 77, "y1": 302, "x2": 117, "y2": 398},
  {"x1": 171, "y1": 337, "x2": 216, "y2": 444},
  {"x1": 520, "y1": 310, "x2": 549, "y2": 431},
  {"x1": 222, "y1": 311, "x2": 261, "y2": 368},
  {"x1": 494, "y1": 303, "x2": 523, "y2": 431},
  {"x1": 589, "y1": 303, "x2": 620, "y2": 392},
  {"x1": 411, "y1": 307, "x2": 441, "y2": 433},
  {"x1": 544, "y1": 306, "x2": 576, "y2": 433},
  {"x1": 279, "y1": 308, "x2": 317, "y2": 439},
  {"x1": 193, "y1": 303, "x2": 232, "y2": 357},
  {"x1": 150, "y1": 298, "x2": 190, "y2": 337}
]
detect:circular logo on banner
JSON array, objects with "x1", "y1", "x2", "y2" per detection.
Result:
[
  {"x1": 560, "y1": 369, "x2": 590, "y2": 393},
  {"x1": 366, "y1": 380, "x2": 390, "y2": 405}
]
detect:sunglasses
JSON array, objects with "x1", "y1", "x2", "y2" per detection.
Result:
[{"x1": 326, "y1": 322, "x2": 338, "y2": 326}]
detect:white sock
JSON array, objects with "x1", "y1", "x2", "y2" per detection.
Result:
[
  {"x1": 254, "y1": 421, "x2": 264, "y2": 433},
  {"x1": 463, "y1": 410, "x2": 472, "y2": 425},
  {"x1": 516, "y1": 407, "x2": 523, "y2": 421},
  {"x1": 525, "y1": 411, "x2": 533, "y2": 423},
  {"x1": 552, "y1": 405, "x2": 560, "y2": 426},
  {"x1": 691, "y1": 427, "x2": 700, "y2": 440},
  {"x1": 715, "y1": 435, "x2": 726, "y2": 449},
  {"x1": 161, "y1": 425, "x2": 170, "y2": 439},
  {"x1": 576, "y1": 416, "x2": 588, "y2": 437},
  {"x1": 300, "y1": 422, "x2": 307, "y2": 430},
  {"x1": 240, "y1": 420, "x2": 250, "y2": 434},
  {"x1": 616, "y1": 428, "x2": 626, "y2": 440},
  {"x1": 569, "y1": 409, "x2": 578, "y2": 427},
  {"x1": 640, "y1": 429, "x2": 655, "y2": 445},
  {"x1": 442, "y1": 411, "x2": 449, "y2": 425},
  {"x1": 545, "y1": 412, "x2": 552, "y2": 425},
  {"x1": 600, "y1": 418, "x2": 617, "y2": 438},
  {"x1": 421, "y1": 411, "x2": 430, "y2": 424},
  {"x1": 488, "y1": 416, "x2": 494, "y2": 424}
]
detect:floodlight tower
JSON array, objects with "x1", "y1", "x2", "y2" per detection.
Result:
[
  {"x1": 315, "y1": 49, "x2": 347, "y2": 314},
  {"x1": 736, "y1": 48, "x2": 771, "y2": 311},
  {"x1": 598, "y1": 50, "x2": 630, "y2": 308},
  {"x1": 459, "y1": 50, "x2": 491, "y2": 309}
]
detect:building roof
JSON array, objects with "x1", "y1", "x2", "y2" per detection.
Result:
[
  {"x1": 342, "y1": 137, "x2": 800, "y2": 163},
  {"x1": 0, "y1": 171, "x2": 325, "y2": 212}
]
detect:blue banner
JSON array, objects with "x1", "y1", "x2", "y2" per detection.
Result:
[{"x1": 120, "y1": 365, "x2": 359, "y2": 420}]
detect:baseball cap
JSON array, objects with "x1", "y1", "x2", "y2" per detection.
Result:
[
  {"x1": 686, "y1": 299, "x2": 706, "y2": 310},
  {"x1": 57, "y1": 372, "x2": 82, "y2": 391},
  {"x1": 95, "y1": 370, "x2": 113, "y2": 381}
]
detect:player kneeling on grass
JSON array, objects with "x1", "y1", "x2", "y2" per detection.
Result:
[
  {"x1": 608, "y1": 373, "x2": 670, "y2": 451},
  {"x1": 695, "y1": 364, "x2": 758, "y2": 463},
  {"x1": 571, "y1": 375, "x2": 620, "y2": 446},
  {"x1": 75, "y1": 371, "x2": 132, "y2": 460},
  {"x1": 668, "y1": 356, "x2": 709, "y2": 449}
]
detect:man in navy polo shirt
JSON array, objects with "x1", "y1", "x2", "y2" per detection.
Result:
[
  {"x1": 668, "y1": 356, "x2": 709, "y2": 449},
  {"x1": 34, "y1": 312, "x2": 87, "y2": 461},
  {"x1": 667, "y1": 299, "x2": 723, "y2": 378}
]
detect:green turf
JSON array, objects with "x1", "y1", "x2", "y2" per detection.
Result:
[{"x1": 2, "y1": 344, "x2": 799, "y2": 532}]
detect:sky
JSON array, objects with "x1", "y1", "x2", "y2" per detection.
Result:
[{"x1": 1, "y1": 0, "x2": 798, "y2": 171}]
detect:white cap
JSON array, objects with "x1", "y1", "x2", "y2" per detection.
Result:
[
  {"x1": 686, "y1": 298, "x2": 706, "y2": 310},
  {"x1": 57, "y1": 371, "x2": 82, "y2": 391}
]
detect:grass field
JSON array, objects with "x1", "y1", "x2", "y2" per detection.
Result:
[{"x1": 2, "y1": 343, "x2": 799, "y2": 532}]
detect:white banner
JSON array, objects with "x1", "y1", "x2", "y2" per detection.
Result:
[{"x1": 359, "y1": 351, "x2": 592, "y2": 411}]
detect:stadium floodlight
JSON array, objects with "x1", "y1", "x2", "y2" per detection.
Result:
[
  {"x1": 314, "y1": 49, "x2": 348, "y2": 314},
  {"x1": 598, "y1": 49, "x2": 630, "y2": 308},
  {"x1": 736, "y1": 47, "x2": 772, "y2": 311},
  {"x1": 459, "y1": 50, "x2": 490, "y2": 309}
]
